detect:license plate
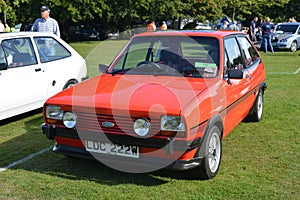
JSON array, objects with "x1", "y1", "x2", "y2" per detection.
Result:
[{"x1": 85, "y1": 140, "x2": 139, "y2": 158}]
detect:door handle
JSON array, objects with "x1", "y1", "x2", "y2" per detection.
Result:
[{"x1": 35, "y1": 68, "x2": 42, "y2": 72}]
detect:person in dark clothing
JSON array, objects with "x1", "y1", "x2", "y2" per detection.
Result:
[
  {"x1": 261, "y1": 17, "x2": 274, "y2": 53},
  {"x1": 249, "y1": 17, "x2": 258, "y2": 41}
]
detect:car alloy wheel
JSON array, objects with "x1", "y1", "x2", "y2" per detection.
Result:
[{"x1": 290, "y1": 41, "x2": 297, "y2": 52}]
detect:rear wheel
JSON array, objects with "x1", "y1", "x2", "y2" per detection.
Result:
[
  {"x1": 244, "y1": 90, "x2": 264, "y2": 122},
  {"x1": 290, "y1": 41, "x2": 297, "y2": 52},
  {"x1": 190, "y1": 125, "x2": 222, "y2": 179}
]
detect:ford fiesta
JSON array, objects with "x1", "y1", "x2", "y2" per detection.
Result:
[{"x1": 41, "y1": 30, "x2": 267, "y2": 179}]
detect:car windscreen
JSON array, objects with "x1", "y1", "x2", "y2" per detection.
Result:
[
  {"x1": 276, "y1": 25, "x2": 298, "y2": 34},
  {"x1": 108, "y1": 36, "x2": 220, "y2": 78}
]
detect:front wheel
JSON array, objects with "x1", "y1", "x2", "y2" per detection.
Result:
[
  {"x1": 190, "y1": 125, "x2": 222, "y2": 179},
  {"x1": 63, "y1": 80, "x2": 78, "y2": 90},
  {"x1": 290, "y1": 41, "x2": 297, "y2": 52}
]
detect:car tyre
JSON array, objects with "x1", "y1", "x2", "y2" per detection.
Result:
[
  {"x1": 244, "y1": 89, "x2": 264, "y2": 122},
  {"x1": 290, "y1": 41, "x2": 297, "y2": 52},
  {"x1": 63, "y1": 80, "x2": 78, "y2": 90},
  {"x1": 190, "y1": 125, "x2": 222, "y2": 180}
]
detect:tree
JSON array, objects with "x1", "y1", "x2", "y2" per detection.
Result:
[{"x1": 222, "y1": 0, "x2": 290, "y2": 21}]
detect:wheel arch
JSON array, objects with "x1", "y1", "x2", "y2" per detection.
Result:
[
  {"x1": 63, "y1": 79, "x2": 79, "y2": 90},
  {"x1": 195, "y1": 114, "x2": 224, "y2": 158}
]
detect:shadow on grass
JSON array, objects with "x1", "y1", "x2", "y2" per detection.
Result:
[{"x1": 1, "y1": 113, "x2": 201, "y2": 187}]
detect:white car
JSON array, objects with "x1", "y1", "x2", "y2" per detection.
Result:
[
  {"x1": 272, "y1": 22, "x2": 300, "y2": 52},
  {"x1": 0, "y1": 32, "x2": 88, "y2": 120}
]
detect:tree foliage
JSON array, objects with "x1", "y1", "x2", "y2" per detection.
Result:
[{"x1": 0, "y1": 0, "x2": 297, "y2": 37}]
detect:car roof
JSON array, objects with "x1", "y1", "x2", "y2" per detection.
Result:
[
  {"x1": 277, "y1": 22, "x2": 300, "y2": 26},
  {"x1": 133, "y1": 30, "x2": 245, "y2": 38},
  {"x1": 0, "y1": 31, "x2": 59, "y2": 39}
]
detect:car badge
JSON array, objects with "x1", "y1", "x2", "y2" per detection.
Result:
[{"x1": 102, "y1": 122, "x2": 115, "y2": 128}]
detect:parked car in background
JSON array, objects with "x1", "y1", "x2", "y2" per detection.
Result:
[
  {"x1": 0, "y1": 32, "x2": 88, "y2": 120},
  {"x1": 41, "y1": 30, "x2": 267, "y2": 179},
  {"x1": 272, "y1": 22, "x2": 300, "y2": 52},
  {"x1": 68, "y1": 25, "x2": 100, "y2": 41}
]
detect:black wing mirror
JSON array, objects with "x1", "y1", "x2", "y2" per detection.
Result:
[
  {"x1": 228, "y1": 69, "x2": 243, "y2": 79},
  {"x1": 98, "y1": 64, "x2": 108, "y2": 73},
  {"x1": 0, "y1": 62, "x2": 8, "y2": 71}
]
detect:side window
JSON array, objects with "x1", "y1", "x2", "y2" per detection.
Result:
[
  {"x1": 224, "y1": 37, "x2": 244, "y2": 70},
  {"x1": 0, "y1": 46, "x2": 7, "y2": 68},
  {"x1": 237, "y1": 36, "x2": 260, "y2": 68},
  {"x1": 33, "y1": 37, "x2": 71, "y2": 63},
  {"x1": 2, "y1": 38, "x2": 37, "y2": 68}
]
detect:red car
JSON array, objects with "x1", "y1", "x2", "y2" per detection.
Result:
[{"x1": 42, "y1": 30, "x2": 267, "y2": 179}]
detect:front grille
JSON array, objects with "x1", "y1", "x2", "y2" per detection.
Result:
[{"x1": 76, "y1": 112, "x2": 160, "y2": 136}]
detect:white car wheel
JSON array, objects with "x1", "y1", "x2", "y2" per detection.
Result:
[{"x1": 290, "y1": 41, "x2": 297, "y2": 52}]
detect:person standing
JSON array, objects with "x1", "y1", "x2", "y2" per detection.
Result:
[
  {"x1": 0, "y1": 20, "x2": 5, "y2": 32},
  {"x1": 249, "y1": 17, "x2": 258, "y2": 41},
  {"x1": 229, "y1": 20, "x2": 239, "y2": 31},
  {"x1": 31, "y1": 5, "x2": 60, "y2": 37},
  {"x1": 220, "y1": 21, "x2": 229, "y2": 30},
  {"x1": 160, "y1": 21, "x2": 167, "y2": 31},
  {"x1": 147, "y1": 21, "x2": 156, "y2": 32},
  {"x1": 261, "y1": 17, "x2": 274, "y2": 53}
]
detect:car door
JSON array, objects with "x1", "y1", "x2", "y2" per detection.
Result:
[
  {"x1": 33, "y1": 36, "x2": 73, "y2": 97},
  {"x1": 222, "y1": 36, "x2": 255, "y2": 134},
  {"x1": 0, "y1": 37, "x2": 47, "y2": 120}
]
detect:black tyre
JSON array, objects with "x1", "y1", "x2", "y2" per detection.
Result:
[
  {"x1": 244, "y1": 89, "x2": 264, "y2": 122},
  {"x1": 63, "y1": 80, "x2": 78, "y2": 90},
  {"x1": 190, "y1": 125, "x2": 222, "y2": 179}
]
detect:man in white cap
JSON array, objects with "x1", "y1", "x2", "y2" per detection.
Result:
[{"x1": 31, "y1": 5, "x2": 60, "y2": 37}]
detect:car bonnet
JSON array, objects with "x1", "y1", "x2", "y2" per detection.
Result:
[{"x1": 46, "y1": 74, "x2": 208, "y2": 116}]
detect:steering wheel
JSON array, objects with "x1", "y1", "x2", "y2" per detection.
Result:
[{"x1": 136, "y1": 61, "x2": 161, "y2": 70}]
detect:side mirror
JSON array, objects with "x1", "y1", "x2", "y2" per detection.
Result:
[
  {"x1": 228, "y1": 69, "x2": 243, "y2": 79},
  {"x1": 99, "y1": 64, "x2": 108, "y2": 73},
  {"x1": 0, "y1": 62, "x2": 8, "y2": 71}
]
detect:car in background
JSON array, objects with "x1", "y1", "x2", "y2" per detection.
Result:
[
  {"x1": 272, "y1": 22, "x2": 300, "y2": 52},
  {"x1": 68, "y1": 25, "x2": 100, "y2": 41},
  {"x1": 41, "y1": 30, "x2": 267, "y2": 179},
  {"x1": 0, "y1": 32, "x2": 88, "y2": 120}
]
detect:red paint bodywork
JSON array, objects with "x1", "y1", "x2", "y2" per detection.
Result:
[{"x1": 43, "y1": 30, "x2": 266, "y2": 166}]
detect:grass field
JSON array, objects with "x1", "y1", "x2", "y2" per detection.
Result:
[{"x1": 0, "y1": 40, "x2": 299, "y2": 200}]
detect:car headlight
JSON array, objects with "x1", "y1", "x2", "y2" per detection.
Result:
[
  {"x1": 133, "y1": 118, "x2": 150, "y2": 137},
  {"x1": 46, "y1": 106, "x2": 63, "y2": 120},
  {"x1": 280, "y1": 39, "x2": 287, "y2": 42},
  {"x1": 160, "y1": 115, "x2": 185, "y2": 131},
  {"x1": 63, "y1": 112, "x2": 77, "y2": 128}
]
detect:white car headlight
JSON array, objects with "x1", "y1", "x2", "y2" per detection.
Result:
[
  {"x1": 46, "y1": 106, "x2": 63, "y2": 120},
  {"x1": 160, "y1": 115, "x2": 185, "y2": 131},
  {"x1": 63, "y1": 112, "x2": 77, "y2": 128},
  {"x1": 133, "y1": 118, "x2": 151, "y2": 137}
]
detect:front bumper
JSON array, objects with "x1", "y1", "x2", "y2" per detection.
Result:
[
  {"x1": 52, "y1": 143, "x2": 202, "y2": 171},
  {"x1": 272, "y1": 42, "x2": 290, "y2": 50},
  {"x1": 41, "y1": 123, "x2": 203, "y2": 170}
]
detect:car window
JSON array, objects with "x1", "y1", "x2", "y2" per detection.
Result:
[
  {"x1": 276, "y1": 24, "x2": 298, "y2": 34},
  {"x1": 33, "y1": 37, "x2": 71, "y2": 63},
  {"x1": 110, "y1": 36, "x2": 219, "y2": 78},
  {"x1": 224, "y1": 37, "x2": 244, "y2": 70},
  {"x1": 1, "y1": 38, "x2": 37, "y2": 68},
  {"x1": 0, "y1": 46, "x2": 7, "y2": 68},
  {"x1": 237, "y1": 36, "x2": 260, "y2": 68}
]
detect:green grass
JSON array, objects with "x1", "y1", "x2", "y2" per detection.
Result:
[{"x1": 0, "y1": 41, "x2": 299, "y2": 200}]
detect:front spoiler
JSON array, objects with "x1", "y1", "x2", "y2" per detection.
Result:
[{"x1": 52, "y1": 143, "x2": 202, "y2": 171}]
